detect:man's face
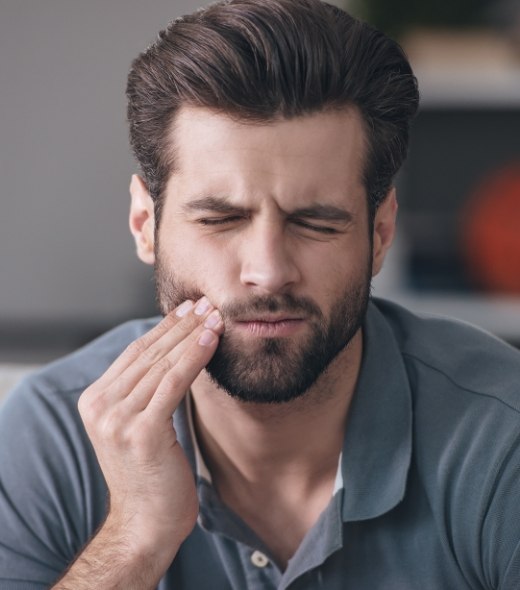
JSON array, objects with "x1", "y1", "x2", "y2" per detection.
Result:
[{"x1": 132, "y1": 107, "x2": 395, "y2": 404}]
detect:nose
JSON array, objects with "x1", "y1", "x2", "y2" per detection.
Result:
[{"x1": 239, "y1": 220, "x2": 301, "y2": 294}]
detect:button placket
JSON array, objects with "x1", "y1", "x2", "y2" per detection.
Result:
[{"x1": 251, "y1": 550, "x2": 270, "y2": 568}]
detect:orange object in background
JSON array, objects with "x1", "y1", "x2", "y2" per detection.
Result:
[{"x1": 461, "y1": 162, "x2": 520, "y2": 295}]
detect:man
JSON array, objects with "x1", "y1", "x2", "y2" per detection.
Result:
[{"x1": 1, "y1": 0, "x2": 519, "y2": 588}]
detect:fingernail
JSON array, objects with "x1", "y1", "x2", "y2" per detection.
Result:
[
  {"x1": 176, "y1": 300, "x2": 194, "y2": 317},
  {"x1": 199, "y1": 329, "x2": 217, "y2": 347},
  {"x1": 194, "y1": 296, "x2": 211, "y2": 316},
  {"x1": 204, "y1": 309, "x2": 222, "y2": 329}
]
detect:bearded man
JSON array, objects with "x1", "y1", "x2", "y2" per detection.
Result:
[{"x1": 1, "y1": 1, "x2": 520, "y2": 589}]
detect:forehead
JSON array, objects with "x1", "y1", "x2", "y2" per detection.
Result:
[{"x1": 165, "y1": 106, "x2": 367, "y2": 208}]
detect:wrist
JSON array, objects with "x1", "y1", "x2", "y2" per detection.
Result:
[
  {"x1": 102, "y1": 511, "x2": 186, "y2": 567},
  {"x1": 51, "y1": 516, "x2": 183, "y2": 590}
]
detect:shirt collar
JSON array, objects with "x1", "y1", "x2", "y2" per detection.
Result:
[
  {"x1": 174, "y1": 298, "x2": 413, "y2": 522},
  {"x1": 339, "y1": 299, "x2": 413, "y2": 522},
  {"x1": 182, "y1": 393, "x2": 345, "y2": 498},
  {"x1": 185, "y1": 392, "x2": 212, "y2": 482}
]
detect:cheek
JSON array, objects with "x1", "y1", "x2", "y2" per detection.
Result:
[
  {"x1": 304, "y1": 238, "x2": 369, "y2": 279},
  {"x1": 303, "y1": 241, "x2": 371, "y2": 301},
  {"x1": 161, "y1": 232, "x2": 237, "y2": 299}
]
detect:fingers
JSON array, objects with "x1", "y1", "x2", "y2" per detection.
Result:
[
  {"x1": 142, "y1": 325, "x2": 220, "y2": 419},
  {"x1": 76, "y1": 297, "x2": 219, "y2": 558},
  {"x1": 79, "y1": 297, "x2": 223, "y2": 425},
  {"x1": 101, "y1": 298, "x2": 221, "y2": 404},
  {"x1": 123, "y1": 317, "x2": 222, "y2": 414},
  {"x1": 93, "y1": 308, "x2": 188, "y2": 389}
]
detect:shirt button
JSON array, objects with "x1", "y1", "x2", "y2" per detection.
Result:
[{"x1": 251, "y1": 550, "x2": 269, "y2": 568}]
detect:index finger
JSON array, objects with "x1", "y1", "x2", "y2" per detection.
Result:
[
  {"x1": 95, "y1": 301, "x2": 194, "y2": 388},
  {"x1": 145, "y1": 326, "x2": 221, "y2": 419}
]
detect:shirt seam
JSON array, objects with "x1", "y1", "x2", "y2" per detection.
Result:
[{"x1": 401, "y1": 351, "x2": 520, "y2": 415}]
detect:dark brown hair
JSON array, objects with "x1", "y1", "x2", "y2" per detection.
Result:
[{"x1": 126, "y1": 0, "x2": 419, "y2": 221}]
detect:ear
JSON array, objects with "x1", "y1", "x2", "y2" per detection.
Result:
[
  {"x1": 129, "y1": 174, "x2": 155, "y2": 265},
  {"x1": 371, "y1": 187, "x2": 397, "y2": 277}
]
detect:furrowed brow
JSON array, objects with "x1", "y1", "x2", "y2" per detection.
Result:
[
  {"x1": 182, "y1": 196, "x2": 247, "y2": 215},
  {"x1": 290, "y1": 204, "x2": 353, "y2": 223}
]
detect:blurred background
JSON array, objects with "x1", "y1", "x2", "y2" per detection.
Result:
[
  {"x1": 1, "y1": 0, "x2": 519, "y2": 390},
  {"x1": 356, "y1": 0, "x2": 520, "y2": 341}
]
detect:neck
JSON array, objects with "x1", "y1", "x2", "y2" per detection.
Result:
[
  {"x1": 190, "y1": 329, "x2": 363, "y2": 488},
  {"x1": 190, "y1": 329, "x2": 362, "y2": 568}
]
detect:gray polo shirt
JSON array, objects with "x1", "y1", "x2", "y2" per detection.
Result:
[{"x1": 1, "y1": 299, "x2": 520, "y2": 589}]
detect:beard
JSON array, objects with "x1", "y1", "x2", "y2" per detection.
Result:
[{"x1": 154, "y1": 253, "x2": 371, "y2": 405}]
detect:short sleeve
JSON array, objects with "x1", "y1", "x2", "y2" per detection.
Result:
[{"x1": 0, "y1": 374, "x2": 107, "y2": 588}]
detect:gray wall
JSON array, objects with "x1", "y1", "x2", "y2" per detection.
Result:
[
  {"x1": 2, "y1": 1, "x2": 518, "y2": 360},
  {"x1": 0, "y1": 0, "x2": 212, "y2": 347}
]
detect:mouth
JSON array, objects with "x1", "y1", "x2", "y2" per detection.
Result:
[{"x1": 232, "y1": 316, "x2": 306, "y2": 337}]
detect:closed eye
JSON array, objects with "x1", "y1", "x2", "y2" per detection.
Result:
[
  {"x1": 197, "y1": 216, "x2": 244, "y2": 226},
  {"x1": 290, "y1": 219, "x2": 340, "y2": 234}
]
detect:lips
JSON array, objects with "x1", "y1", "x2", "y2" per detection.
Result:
[
  {"x1": 233, "y1": 316, "x2": 306, "y2": 337},
  {"x1": 234, "y1": 314, "x2": 303, "y2": 323}
]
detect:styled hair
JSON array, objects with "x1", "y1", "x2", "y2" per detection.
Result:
[{"x1": 126, "y1": 0, "x2": 419, "y2": 221}]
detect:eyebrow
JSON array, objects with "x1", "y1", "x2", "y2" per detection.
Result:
[
  {"x1": 182, "y1": 196, "x2": 246, "y2": 215},
  {"x1": 289, "y1": 204, "x2": 353, "y2": 223},
  {"x1": 182, "y1": 196, "x2": 353, "y2": 223}
]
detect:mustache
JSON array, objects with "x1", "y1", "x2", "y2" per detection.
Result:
[
  {"x1": 163, "y1": 282, "x2": 321, "y2": 320},
  {"x1": 220, "y1": 293, "x2": 321, "y2": 320}
]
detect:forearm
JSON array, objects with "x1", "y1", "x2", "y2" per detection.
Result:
[
  {"x1": 52, "y1": 518, "x2": 180, "y2": 590},
  {"x1": 55, "y1": 302, "x2": 220, "y2": 589}
]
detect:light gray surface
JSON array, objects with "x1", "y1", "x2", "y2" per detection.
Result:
[{"x1": 0, "y1": 0, "x2": 212, "y2": 327}]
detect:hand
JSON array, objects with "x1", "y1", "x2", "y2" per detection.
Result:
[{"x1": 77, "y1": 297, "x2": 223, "y2": 565}]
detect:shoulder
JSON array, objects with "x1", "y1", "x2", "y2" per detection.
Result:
[
  {"x1": 0, "y1": 317, "x2": 161, "y2": 581},
  {"x1": 371, "y1": 297, "x2": 520, "y2": 506},
  {"x1": 372, "y1": 297, "x2": 520, "y2": 413},
  {"x1": 18, "y1": 317, "x2": 161, "y2": 399},
  {"x1": 372, "y1": 299, "x2": 520, "y2": 583},
  {"x1": 0, "y1": 315, "x2": 161, "y2": 455}
]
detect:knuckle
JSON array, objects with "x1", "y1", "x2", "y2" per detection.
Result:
[
  {"x1": 125, "y1": 337, "x2": 148, "y2": 358},
  {"x1": 175, "y1": 311, "x2": 203, "y2": 334},
  {"x1": 155, "y1": 356, "x2": 175, "y2": 374},
  {"x1": 78, "y1": 388, "x2": 103, "y2": 423},
  {"x1": 77, "y1": 391, "x2": 89, "y2": 417},
  {"x1": 123, "y1": 314, "x2": 181, "y2": 360},
  {"x1": 160, "y1": 368, "x2": 185, "y2": 393},
  {"x1": 130, "y1": 421, "x2": 156, "y2": 451},
  {"x1": 139, "y1": 344, "x2": 166, "y2": 366},
  {"x1": 182, "y1": 341, "x2": 208, "y2": 365},
  {"x1": 140, "y1": 357, "x2": 174, "y2": 387},
  {"x1": 161, "y1": 311, "x2": 179, "y2": 329},
  {"x1": 78, "y1": 396, "x2": 128, "y2": 443},
  {"x1": 98, "y1": 410, "x2": 130, "y2": 445}
]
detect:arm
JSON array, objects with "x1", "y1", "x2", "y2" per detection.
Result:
[{"x1": 52, "y1": 297, "x2": 223, "y2": 589}]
